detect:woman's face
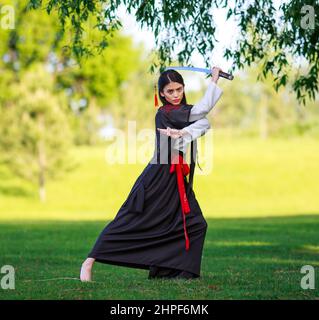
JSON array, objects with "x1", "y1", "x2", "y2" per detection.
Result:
[{"x1": 160, "y1": 82, "x2": 184, "y2": 105}]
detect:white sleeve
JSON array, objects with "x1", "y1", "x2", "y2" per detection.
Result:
[
  {"x1": 189, "y1": 81, "x2": 223, "y2": 122},
  {"x1": 173, "y1": 117, "x2": 211, "y2": 153}
]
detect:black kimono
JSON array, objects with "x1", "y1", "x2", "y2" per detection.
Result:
[{"x1": 87, "y1": 103, "x2": 208, "y2": 279}]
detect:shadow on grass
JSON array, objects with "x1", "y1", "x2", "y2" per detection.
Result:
[
  {"x1": 0, "y1": 167, "x2": 34, "y2": 197},
  {"x1": 0, "y1": 185, "x2": 34, "y2": 197}
]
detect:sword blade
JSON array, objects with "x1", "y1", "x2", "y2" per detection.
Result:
[{"x1": 164, "y1": 66, "x2": 211, "y2": 74}]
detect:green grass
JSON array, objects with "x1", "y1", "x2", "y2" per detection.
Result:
[
  {"x1": 0, "y1": 134, "x2": 318, "y2": 299},
  {"x1": 0, "y1": 215, "x2": 318, "y2": 299}
]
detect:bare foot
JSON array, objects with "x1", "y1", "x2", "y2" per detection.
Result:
[{"x1": 80, "y1": 258, "x2": 95, "y2": 282}]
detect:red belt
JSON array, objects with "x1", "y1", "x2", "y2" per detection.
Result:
[{"x1": 169, "y1": 154, "x2": 191, "y2": 251}]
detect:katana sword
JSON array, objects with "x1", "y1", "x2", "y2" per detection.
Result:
[{"x1": 164, "y1": 66, "x2": 234, "y2": 80}]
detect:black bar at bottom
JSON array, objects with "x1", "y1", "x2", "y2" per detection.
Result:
[{"x1": 0, "y1": 300, "x2": 317, "y2": 319}]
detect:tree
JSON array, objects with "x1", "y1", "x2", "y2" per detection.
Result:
[
  {"x1": 56, "y1": 28, "x2": 140, "y2": 108},
  {"x1": 0, "y1": 64, "x2": 77, "y2": 202},
  {"x1": 206, "y1": 61, "x2": 318, "y2": 138},
  {"x1": 0, "y1": 0, "x2": 144, "y2": 146},
  {"x1": 27, "y1": 0, "x2": 319, "y2": 105}
]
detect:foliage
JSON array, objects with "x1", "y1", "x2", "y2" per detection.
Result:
[
  {"x1": 0, "y1": 0, "x2": 144, "y2": 146},
  {"x1": 0, "y1": 64, "x2": 76, "y2": 201},
  {"x1": 27, "y1": 0, "x2": 319, "y2": 105}
]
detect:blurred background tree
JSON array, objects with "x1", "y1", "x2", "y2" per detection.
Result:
[{"x1": 0, "y1": 64, "x2": 75, "y2": 202}]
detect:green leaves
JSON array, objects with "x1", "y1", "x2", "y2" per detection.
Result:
[
  {"x1": 26, "y1": 0, "x2": 319, "y2": 105},
  {"x1": 0, "y1": 63, "x2": 75, "y2": 201}
]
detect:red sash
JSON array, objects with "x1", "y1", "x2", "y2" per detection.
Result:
[{"x1": 170, "y1": 154, "x2": 191, "y2": 251}]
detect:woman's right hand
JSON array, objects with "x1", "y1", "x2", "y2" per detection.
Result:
[
  {"x1": 211, "y1": 66, "x2": 222, "y2": 83},
  {"x1": 157, "y1": 127, "x2": 185, "y2": 139}
]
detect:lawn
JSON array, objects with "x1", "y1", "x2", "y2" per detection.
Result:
[
  {"x1": 0, "y1": 215, "x2": 318, "y2": 299},
  {"x1": 0, "y1": 134, "x2": 318, "y2": 299}
]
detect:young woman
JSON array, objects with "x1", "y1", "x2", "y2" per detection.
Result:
[{"x1": 80, "y1": 67, "x2": 223, "y2": 281}]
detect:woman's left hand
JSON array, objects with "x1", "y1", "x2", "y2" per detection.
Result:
[{"x1": 157, "y1": 127, "x2": 185, "y2": 139}]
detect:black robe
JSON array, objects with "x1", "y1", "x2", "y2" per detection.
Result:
[{"x1": 87, "y1": 103, "x2": 208, "y2": 279}]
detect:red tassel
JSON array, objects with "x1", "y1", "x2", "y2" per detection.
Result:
[{"x1": 154, "y1": 84, "x2": 159, "y2": 108}]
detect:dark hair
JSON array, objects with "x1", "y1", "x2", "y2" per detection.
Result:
[{"x1": 158, "y1": 69, "x2": 187, "y2": 106}]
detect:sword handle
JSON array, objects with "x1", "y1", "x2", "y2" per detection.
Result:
[{"x1": 218, "y1": 70, "x2": 234, "y2": 80}]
